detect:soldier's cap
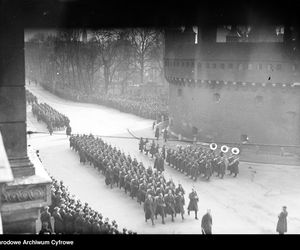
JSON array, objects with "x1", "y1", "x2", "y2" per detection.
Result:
[{"x1": 283, "y1": 206, "x2": 287, "y2": 209}]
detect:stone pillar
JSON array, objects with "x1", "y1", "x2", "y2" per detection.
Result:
[
  {"x1": 0, "y1": 6, "x2": 52, "y2": 234},
  {"x1": 0, "y1": 24, "x2": 35, "y2": 178}
]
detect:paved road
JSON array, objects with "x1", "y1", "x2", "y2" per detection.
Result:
[{"x1": 27, "y1": 85, "x2": 300, "y2": 234}]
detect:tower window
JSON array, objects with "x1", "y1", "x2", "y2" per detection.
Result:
[
  {"x1": 228, "y1": 63, "x2": 233, "y2": 69},
  {"x1": 220, "y1": 63, "x2": 225, "y2": 69},
  {"x1": 258, "y1": 64, "x2": 263, "y2": 70},
  {"x1": 276, "y1": 64, "x2": 282, "y2": 70},
  {"x1": 212, "y1": 63, "x2": 216, "y2": 69},
  {"x1": 238, "y1": 64, "x2": 243, "y2": 70},
  {"x1": 197, "y1": 62, "x2": 202, "y2": 69},
  {"x1": 206, "y1": 63, "x2": 210, "y2": 69},
  {"x1": 186, "y1": 61, "x2": 190, "y2": 67},
  {"x1": 191, "y1": 61, "x2": 194, "y2": 67},
  {"x1": 292, "y1": 64, "x2": 297, "y2": 71},
  {"x1": 181, "y1": 61, "x2": 185, "y2": 67},
  {"x1": 248, "y1": 63, "x2": 253, "y2": 70}
]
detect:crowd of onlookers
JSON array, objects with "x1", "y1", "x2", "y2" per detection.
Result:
[
  {"x1": 39, "y1": 176, "x2": 136, "y2": 234},
  {"x1": 41, "y1": 83, "x2": 168, "y2": 120}
]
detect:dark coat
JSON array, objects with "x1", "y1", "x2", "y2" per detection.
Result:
[
  {"x1": 188, "y1": 191, "x2": 199, "y2": 211},
  {"x1": 175, "y1": 195, "x2": 185, "y2": 214},
  {"x1": 155, "y1": 127, "x2": 160, "y2": 139},
  {"x1": 66, "y1": 126, "x2": 72, "y2": 136},
  {"x1": 276, "y1": 211, "x2": 288, "y2": 233},
  {"x1": 155, "y1": 197, "x2": 166, "y2": 217},
  {"x1": 201, "y1": 213, "x2": 213, "y2": 234},
  {"x1": 52, "y1": 211, "x2": 64, "y2": 234},
  {"x1": 164, "y1": 194, "x2": 176, "y2": 215},
  {"x1": 40, "y1": 211, "x2": 52, "y2": 231},
  {"x1": 144, "y1": 198, "x2": 155, "y2": 220}
]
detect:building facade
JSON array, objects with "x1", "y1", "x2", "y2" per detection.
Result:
[{"x1": 164, "y1": 26, "x2": 300, "y2": 151}]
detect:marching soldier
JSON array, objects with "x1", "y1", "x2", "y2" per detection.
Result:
[
  {"x1": 188, "y1": 188, "x2": 199, "y2": 220},
  {"x1": 66, "y1": 125, "x2": 72, "y2": 138},
  {"x1": 175, "y1": 191, "x2": 185, "y2": 220},
  {"x1": 139, "y1": 137, "x2": 144, "y2": 153},
  {"x1": 163, "y1": 128, "x2": 168, "y2": 143},
  {"x1": 164, "y1": 190, "x2": 176, "y2": 222},
  {"x1": 150, "y1": 140, "x2": 156, "y2": 158},
  {"x1": 155, "y1": 193, "x2": 166, "y2": 224},
  {"x1": 155, "y1": 126, "x2": 160, "y2": 140},
  {"x1": 144, "y1": 194, "x2": 155, "y2": 226},
  {"x1": 231, "y1": 155, "x2": 240, "y2": 177}
]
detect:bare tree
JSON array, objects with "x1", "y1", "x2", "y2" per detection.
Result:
[{"x1": 128, "y1": 28, "x2": 162, "y2": 85}]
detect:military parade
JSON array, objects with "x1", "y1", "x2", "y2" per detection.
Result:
[
  {"x1": 139, "y1": 137, "x2": 240, "y2": 182},
  {"x1": 15, "y1": 19, "x2": 298, "y2": 237},
  {"x1": 69, "y1": 134, "x2": 202, "y2": 226},
  {"x1": 28, "y1": 91, "x2": 70, "y2": 133}
]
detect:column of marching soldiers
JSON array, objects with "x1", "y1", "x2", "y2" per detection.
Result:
[
  {"x1": 139, "y1": 138, "x2": 240, "y2": 182},
  {"x1": 69, "y1": 134, "x2": 201, "y2": 225},
  {"x1": 27, "y1": 90, "x2": 136, "y2": 234},
  {"x1": 27, "y1": 89, "x2": 71, "y2": 134},
  {"x1": 27, "y1": 88, "x2": 210, "y2": 231}
]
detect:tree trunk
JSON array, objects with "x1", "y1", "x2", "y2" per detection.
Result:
[
  {"x1": 140, "y1": 60, "x2": 144, "y2": 85},
  {"x1": 104, "y1": 65, "x2": 110, "y2": 94}
]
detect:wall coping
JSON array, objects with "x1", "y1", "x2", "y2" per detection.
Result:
[{"x1": 4, "y1": 147, "x2": 52, "y2": 188}]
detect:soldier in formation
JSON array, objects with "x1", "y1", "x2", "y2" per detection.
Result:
[
  {"x1": 156, "y1": 144, "x2": 240, "y2": 182},
  {"x1": 26, "y1": 89, "x2": 38, "y2": 104},
  {"x1": 32, "y1": 102, "x2": 70, "y2": 131},
  {"x1": 69, "y1": 134, "x2": 190, "y2": 225}
]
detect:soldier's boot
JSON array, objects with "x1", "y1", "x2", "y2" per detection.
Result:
[
  {"x1": 188, "y1": 210, "x2": 190, "y2": 216},
  {"x1": 171, "y1": 215, "x2": 174, "y2": 222},
  {"x1": 181, "y1": 213, "x2": 184, "y2": 220},
  {"x1": 162, "y1": 218, "x2": 165, "y2": 224},
  {"x1": 151, "y1": 219, "x2": 155, "y2": 226},
  {"x1": 234, "y1": 173, "x2": 237, "y2": 177}
]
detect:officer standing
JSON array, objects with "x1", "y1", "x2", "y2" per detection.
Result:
[
  {"x1": 276, "y1": 206, "x2": 288, "y2": 234},
  {"x1": 201, "y1": 209, "x2": 213, "y2": 234}
]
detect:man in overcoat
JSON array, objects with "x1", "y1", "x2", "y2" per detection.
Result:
[
  {"x1": 276, "y1": 206, "x2": 288, "y2": 234},
  {"x1": 188, "y1": 188, "x2": 199, "y2": 220}
]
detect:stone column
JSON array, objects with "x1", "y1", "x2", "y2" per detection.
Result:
[
  {"x1": 0, "y1": 24, "x2": 35, "y2": 178},
  {"x1": 0, "y1": 7, "x2": 52, "y2": 234}
]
